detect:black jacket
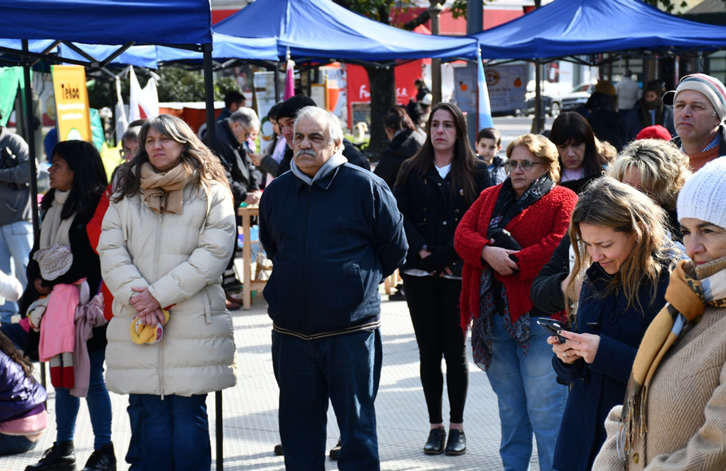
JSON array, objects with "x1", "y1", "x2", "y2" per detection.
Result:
[
  {"x1": 374, "y1": 129, "x2": 424, "y2": 190},
  {"x1": 531, "y1": 232, "x2": 571, "y2": 315},
  {"x1": 394, "y1": 161, "x2": 492, "y2": 277},
  {"x1": 207, "y1": 120, "x2": 260, "y2": 206},
  {"x1": 276, "y1": 139, "x2": 370, "y2": 177}
]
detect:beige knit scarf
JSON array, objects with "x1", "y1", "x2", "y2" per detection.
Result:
[
  {"x1": 139, "y1": 162, "x2": 193, "y2": 214},
  {"x1": 622, "y1": 257, "x2": 726, "y2": 453}
]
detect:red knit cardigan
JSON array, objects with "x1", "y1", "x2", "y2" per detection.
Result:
[{"x1": 455, "y1": 184, "x2": 577, "y2": 333}]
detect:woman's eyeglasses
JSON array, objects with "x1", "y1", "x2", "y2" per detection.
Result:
[{"x1": 505, "y1": 160, "x2": 541, "y2": 172}]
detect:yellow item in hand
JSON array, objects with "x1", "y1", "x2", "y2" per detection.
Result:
[{"x1": 129, "y1": 309, "x2": 170, "y2": 345}]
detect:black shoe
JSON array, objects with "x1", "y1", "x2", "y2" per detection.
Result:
[
  {"x1": 273, "y1": 444, "x2": 284, "y2": 456},
  {"x1": 329, "y1": 438, "x2": 342, "y2": 460},
  {"x1": 82, "y1": 443, "x2": 116, "y2": 471},
  {"x1": 25, "y1": 441, "x2": 76, "y2": 471},
  {"x1": 445, "y1": 429, "x2": 466, "y2": 456},
  {"x1": 423, "y1": 427, "x2": 446, "y2": 455}
]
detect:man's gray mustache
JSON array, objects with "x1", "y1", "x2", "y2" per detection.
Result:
[{"x1": 295, "y1": 149, "x2": 316, "y2": 158}]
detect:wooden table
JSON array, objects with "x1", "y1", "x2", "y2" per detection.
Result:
[{"x1": 238, "y1": 206, "x2": 268, "y2": 310}]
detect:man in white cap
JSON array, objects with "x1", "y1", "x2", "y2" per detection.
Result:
[{"x1": 663, "y1": 73, "x2": 726, "y2": 171}]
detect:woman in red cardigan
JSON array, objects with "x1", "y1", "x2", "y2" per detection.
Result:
[{"x1": 454, "y1": 134, "x2": 577, "y2": 471}]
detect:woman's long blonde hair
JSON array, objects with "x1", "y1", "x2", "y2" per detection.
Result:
[{"x1": 566, "y1": 177, "x2": 674, "y2": 316}]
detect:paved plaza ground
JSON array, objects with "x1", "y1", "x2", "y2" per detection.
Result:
[{"x1": 2, "y1": 289, "x2": 545, "y2": 471}]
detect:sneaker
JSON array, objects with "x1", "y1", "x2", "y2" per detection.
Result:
[{"x1": 329, "y1": 438, "x2": 342, "y2": 460}]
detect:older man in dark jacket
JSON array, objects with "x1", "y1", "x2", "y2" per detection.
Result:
[
  {"x1": 206, "y1": 108, "x2": 262, "y2": 307},
  {"x1": 259, "y1": 106, "x2": 407, "y2": 470}
]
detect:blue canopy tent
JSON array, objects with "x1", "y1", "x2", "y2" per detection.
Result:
[
  {"x1": 213, "y1": 0, "x2": 478, "y2": 63},
  {"x1": 472, "y1": 0, "x2": 726, "y2": 62},
  {"x1": 0, "y1": 2, "x2": 238, "y2": 468}
]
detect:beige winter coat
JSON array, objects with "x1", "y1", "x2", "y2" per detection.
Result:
[
  {"x1": 98, "y1": 181, "x2": 237, "y2": 396},
  {"x1": 593, "y1": 305, "x2": 726, "y2": 470}
]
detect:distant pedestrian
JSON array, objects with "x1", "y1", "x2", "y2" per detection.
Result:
[{"x1": 616, "y1": 69, "x2": 639, "y2": 112}]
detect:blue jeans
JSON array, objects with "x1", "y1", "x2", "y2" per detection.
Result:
[
  {"x1": 272, "y1": 329, "x2": 382, "y2": 471},
  {"x1": 486, "y1": 315, "x2": 567, "y2": 471},
  {"x1": 134, "y1": 394, "x2": 210, "y2": 471},
  {"x1": 55, "y1": 349, "x2": 112, "y2": 450},
  {"x1": 0, "y1": 433, "x2": 37, "y2": 456},
  {"x1": 126, "y1": 394, "x2": 145, "y2": 471},
  {"x1": 0, "y1": 220, "x2": 32, "y2": 323}
]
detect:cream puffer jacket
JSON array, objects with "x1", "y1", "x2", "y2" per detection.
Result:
[{"x1": 98, "y1": 181, "x2": 237, "y2": 396}]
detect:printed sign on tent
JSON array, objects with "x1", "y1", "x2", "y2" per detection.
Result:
[{"x1": 52, "y1": 65, "x2": 92, "y2": 142}]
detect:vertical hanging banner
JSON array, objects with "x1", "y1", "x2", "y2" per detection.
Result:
[{"x1": 52, "y1": 65, "x2": 91, "y2": 142}]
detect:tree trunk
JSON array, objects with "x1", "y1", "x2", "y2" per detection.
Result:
[{"x1": 363, "y1": 64, "x2": 396, "y2": 161}]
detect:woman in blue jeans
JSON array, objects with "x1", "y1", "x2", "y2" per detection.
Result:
[
  {"x1": 22, "y1": 140, "x2": 114, "y2": 471},
  {"x1": 98, "y1": 115, "x2": 237, "y2": 470},
  {"x1": 455, "y1": 134, "x2": 578, "y2": 471}
]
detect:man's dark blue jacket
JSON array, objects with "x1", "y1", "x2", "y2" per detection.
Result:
[{"x1": 259, "y1": 158, "x2": 407, "y2": 338}]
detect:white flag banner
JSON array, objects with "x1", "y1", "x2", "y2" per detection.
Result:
[
  {"x1": 115, "y1": 73, "x2": 128, "y2": 143},
  {"x1": 128, "y1": 67, "x2": 159, "y2": 123}
]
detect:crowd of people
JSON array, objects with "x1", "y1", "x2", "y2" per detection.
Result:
[{"x1": 2, "y1": 70, "x2": 726, "y2": 471}]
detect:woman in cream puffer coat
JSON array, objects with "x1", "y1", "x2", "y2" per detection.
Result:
[{"x1": 98, "y1": 114, "x2": 237, "y2": 470}]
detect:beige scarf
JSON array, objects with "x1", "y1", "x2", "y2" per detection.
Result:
[
  {"x1": 622, "y1": 257, "x2": 726, "y2": 453},
  {"x1": 139, "y1": 162, "x2": 193, "y2": 214}
]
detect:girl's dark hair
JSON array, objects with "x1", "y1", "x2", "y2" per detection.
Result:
[
  {"x1": 385, "y1": 106, "x2": 416, "y2": 133},
  {"x1": 114, "y1": 114, "x2": 230, "y2": 201},
  {"x1": 0, "y1": 331, "x2": 33, "y2": 378},
  {"x1": 395, "y1": 102, "x2": 483, "y2": 205},
  {"x1": 549, "y1": 111, "x2": 604, "y2": 178},
  {"x1": 43, "y1": 140, "x2": 108, "y2": 219},
  {"x1": 268, "y1": 102, "x2": 282, "y2": 121}
]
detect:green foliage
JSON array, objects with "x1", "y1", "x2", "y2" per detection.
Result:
[{"x1": 157, "y1": 67, "x2": 205, "y2": 102}]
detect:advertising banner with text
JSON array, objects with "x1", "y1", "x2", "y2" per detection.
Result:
[{"x1": 52, "y1": 65, "x2": 91, "y2": 142}]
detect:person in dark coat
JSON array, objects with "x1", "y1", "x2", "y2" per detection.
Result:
[
  {"x1": 394, "y1": 103, "x2": 491, "y2": 457},
  {"x1": 259, "y1": 106, "x2": 407, "y2": 470},
  {"x1": 547, "y1": 177, "x2": 682, "y2": 471},
  {"x1": 374, "y1": 106, "x2": 424, "y2": 190},
  {"x1": 205, "y1": 107, "x2": 262, "y2": 308},
  {"x1": 576, "y1": 80, "x2": 626, "y2": 151},
  {"x1": 624, "y1": 80, "x2": 675, "y2": 142}
]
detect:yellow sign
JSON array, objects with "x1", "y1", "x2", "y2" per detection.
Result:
[{"x1": 52, "y1": 65, "x2": 91, "y2": 142}]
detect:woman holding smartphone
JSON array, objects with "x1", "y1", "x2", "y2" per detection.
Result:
[{"x1": 548, "y1": 177, "x2": 681, "y2": 471}]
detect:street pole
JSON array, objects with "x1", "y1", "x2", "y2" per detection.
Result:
[
  {"x1": 429, "y1": 0, "x2": 444, "y2": 105},
  {"x1": 467, "y1": 0, "x2": 483, "y2": 144}
]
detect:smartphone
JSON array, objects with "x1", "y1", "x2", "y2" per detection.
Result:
[{"x1": 536, "y1": 318, "x2": 566, "y2": 343}]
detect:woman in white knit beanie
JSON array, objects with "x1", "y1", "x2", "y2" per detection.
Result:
[{"x1": 594, "y1": 157, "x2": 726, "y2": 470}]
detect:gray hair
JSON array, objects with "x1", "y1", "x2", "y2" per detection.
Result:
[
  {"x1": 294, "y1": 106, "x2": 344, "y2": 144},
  {"x1": 229, "y1": 107, "x2": 260, "y2": 131}
]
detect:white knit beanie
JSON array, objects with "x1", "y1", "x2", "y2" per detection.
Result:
[{"x1": 677, "y1": 157, "x2": 726, "y2": 229}]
